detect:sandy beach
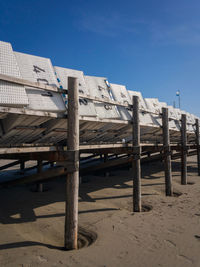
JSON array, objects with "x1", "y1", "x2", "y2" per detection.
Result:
[{"x1": 0, "y1": 155, "x2": 200, "y2": 267}]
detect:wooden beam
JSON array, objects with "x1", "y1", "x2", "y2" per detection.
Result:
[
  {"x1": 195, "y1": 119, "x2": 200, "y2": 176},
  {"x1": 0, "y1": 73, "x2": 59, "y2": 92},
  {"x1": 0, "y1": 151, "x2": 77, "y2": 161},
  {"x1": 162, "y1": 108, "x2": 173, "y2": 196},
  {"x1": 132, "y1": 96, "x2": 142, "y2": 212},
  {"x1": 181, "y1": 114, "x2": 187, "y2": 185},
  {"x1": 65, "y1": 77, "x2": 79, "y2": 250},
  {"x1": 0, "y1": 160, "x2": 20, "y2": 171}
]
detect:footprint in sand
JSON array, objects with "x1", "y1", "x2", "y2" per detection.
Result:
[{"x1": 164, "y1": 239, "x2": 176, "y2": 247}]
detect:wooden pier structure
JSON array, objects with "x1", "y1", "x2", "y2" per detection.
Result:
[{"x1": 0, "y1": 74, "x2": 200, "y2": 250}]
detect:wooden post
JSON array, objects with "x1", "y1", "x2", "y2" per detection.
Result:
[
  {"x1": 36, "y1": 160, "x2": 43, "y2": 192},
  {"x1": 65, "y1": 77, "x2": 79, "y2": 250},
  {"x1": 162, "y1": 108, "x2": 173, "y2": 196},
  {"x1": 132, "y1": 96, "x2": 141, "y2": 212},
  {"x1": 195, "y1": 119, "x2": 200, "y2": 176},
  {"x1": 20, "y1": 160, "x2": 25, "y2": 173},
  {"x1": 50, "y1": 162, "x2": 54, "y2": 167},
  {"x1": 104, "y1": 154, "x2": 109, "y2": 177},
  {"x1": 181, "y1": 114, "x2": 187, "y2": 185}
]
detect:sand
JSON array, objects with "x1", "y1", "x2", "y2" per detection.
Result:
[{"x1": 0, "y1": 156, "x2": 200, "y2": 267}]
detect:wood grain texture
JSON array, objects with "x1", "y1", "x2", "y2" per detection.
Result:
[
  {"x1": 65, "y1": 77, "x2": 79, "y2": 250},
  {"x1": 195, "y1": 119, "x2": 200, "y2": 176},
  {"x1": 181, "y1": 114, "x2": 187, "y2": 185},
  {"x1": 162, "y1": 108, "x2": 173, "y2": 196},
  {"x1": 132, "y1": 96, "x2": 141, "y2": 212}
]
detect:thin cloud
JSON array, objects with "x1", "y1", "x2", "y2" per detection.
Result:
[
  {"x1": 77, "y1": 9, "x2": 200, "y2": 46},
  {"x1": 150, "y1": 22, "x2": 200, "y2": 45},
  {"x1": 78, "y1": 12, "x2": 143, "y2": 37}
]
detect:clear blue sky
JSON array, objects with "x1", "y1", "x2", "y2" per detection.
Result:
[{"x1": 0, "y1": 0, "x2": 200, "y2": 116}]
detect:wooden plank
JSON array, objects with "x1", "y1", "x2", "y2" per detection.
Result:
[
  {"x1": 0, "y1": 151, "x2": 77, "y2": 161},
  {"x1": 195, "y1": 119, "x2": 200, "y2": 175},
  {"x1": 162, "y1": 108, "x2": 173, "y2": 196},
  {"x1": 132, "y1": 96, "x2": 142, "y2": 212},
  {"x1": 181, "y1": 114, "x2": 187, "y2": 185},
  {"x1": 0, "y1": 143, "x2": 197, "y2": 157},
  {"x1": 0, "y1": 73, "x2": 59, "y2": 92},
  {"x1": 65, "y1": 77, "x2": 79, "y2": 250}
]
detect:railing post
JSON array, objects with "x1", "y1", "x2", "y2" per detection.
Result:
[
  {"x1": 65, "y1": 77, "x2": 79, "y2": 250},
  {"x1": 132, "y1": 96, "x2": 141, "y2": 212},
  {"x1": 181, "y1": 114, "x2": 187, "y2": 185},
  {"x1": 195, "y1": 119, "x2": 200, "y2": 176},
  {"x1": 162, "y1": 108, "x2": 173, "y2": 196}
]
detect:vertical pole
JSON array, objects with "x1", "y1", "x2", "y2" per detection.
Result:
[
  {"x1": 50, "y1": 162, "x2": 54, "y2": 167},
  {"x1": 36, "y1": 160, "x2": 43, "y2": 192},
  {"x1": 104, "y1": 154, "x2": 109, "y2": 177},
  {"x1": 181, "y1": 114, "x2": 187, "y2": 185},
  {"x1": 132, "y1": 96, "x2": 141, "y2": 212},
  {"x1": 65, "y1": 77, "x2": 79, "y2": 250},
  {"x1": 162, "y1": 108, "x2": 173, "y2": 196},
  {"x1": 20, "y1": 160, "x2": 25, "y2": 173},
  {"x1": 195, "y1": 119, "x2": 200, "y2": 175}
]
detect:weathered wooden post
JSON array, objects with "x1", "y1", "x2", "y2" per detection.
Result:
[
  {"x1": 36, "y1": 160, "x2": 43, "y2": 192},
  {"x1": 50, "y1": 162, "x2": 54, "y2": 167},
  {"x1": 132, "y1": 96, "x2": 141, "y2": 212},
  {"x1": 65, "y1": 77, "x2": 79, "y2": 250},
  {"x1": 162, "y1": 108, "x2": 173, "y2": 196},
  {"x1": 20, "y1": 160, "x2": 25, "y2": 173},
  {"x1": 195, "y1": 119, "x2": 200, "y2": 176},
  {"x1": 181, "y1": 114, "x2": 187, "y2": 185},
  {"x1": 104, "y1": 154, "x2": 109, "y2": 177}
]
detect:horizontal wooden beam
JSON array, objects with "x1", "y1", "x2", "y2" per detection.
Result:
[
  {"x1": 0, "y1": 150, "x2": 78, "y2": 161},
  {"x1": 0, "y1": 73, "x2": 60, "y2": 92},
  {"x1": 0, "y1": 160, "x2": 21, "y2": 171},
  {"x1": 0, "y1": 149, "x2": 197, "y2": 188},
  {"x1": 0, "y1": 143, "x2": 197, "y2": 157}
]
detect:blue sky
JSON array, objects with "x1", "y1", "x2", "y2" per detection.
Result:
[{"x1": 0, "y1": 0, "x2": 200, "y2": 116}]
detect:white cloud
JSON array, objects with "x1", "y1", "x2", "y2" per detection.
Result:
[
  {"x1": 77, "y1": 9, "x2": 200, "y2": 46},
  {"x1": 150, "y1": 22, "x2": 200, "y2": 45},
  {"x1": 78, "y1": 12, "x2": 144, "y2": 37}
]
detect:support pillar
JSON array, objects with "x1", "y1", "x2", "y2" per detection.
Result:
[
  {"x1": 195, "y1": 119, "x2": 200, "y2": 176},
  {"x1": 132, "y1": 96, "x2": 141, "y2": 212},
  {"x1": 181, "y1": 114, "x2": 187, "y2": 185},
  {"x1": 162, "y1": 108, "x2": 173, "y2": 196},
  {"x1": 104, "y1": 154, "x2": 109, "y2": 177},
  {"x1": 65, "y1": 77, "x2": 79, "y2": 250}
]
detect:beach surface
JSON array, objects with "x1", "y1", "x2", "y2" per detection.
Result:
[{"x1": 0, "y1": 156, "x2": 200, "y2": 267}]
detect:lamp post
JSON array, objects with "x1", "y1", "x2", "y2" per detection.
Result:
[{"x1": 176, "y1": 90, "x2": 181, "y2": 108}]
